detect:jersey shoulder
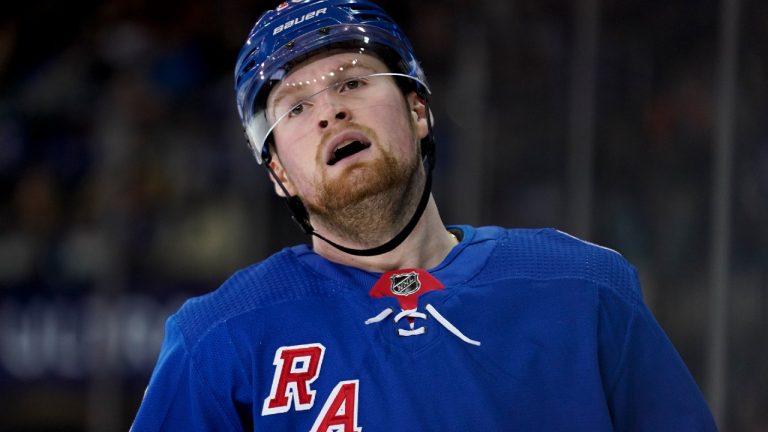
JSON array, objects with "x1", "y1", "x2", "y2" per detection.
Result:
[
  {"x1": 472, "y1": 227, "x2": 641, "y2": 305},
  {"x1": 169, "y1": 247, "x2": 330, "y2": 350}
]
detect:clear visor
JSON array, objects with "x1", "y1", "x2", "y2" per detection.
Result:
[{"x1": 244, "y1": 53, "x2": 429, "y2": 163}]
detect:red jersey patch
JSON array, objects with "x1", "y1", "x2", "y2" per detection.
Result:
[{"x1": 369, "y1": 268, "x2": 444, "y2": 310}]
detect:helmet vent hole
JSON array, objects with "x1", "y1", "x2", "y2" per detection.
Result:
[
  {"x1": 242, "y1": 59, "x2": 257, "y2": 74},
  {"x1": 345, "y1": 5, "x2": 388, "y2": 22}
]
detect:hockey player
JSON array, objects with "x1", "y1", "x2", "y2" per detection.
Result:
[{"x1": 132, "y1": 1, "x2": 717, "y2": 430}]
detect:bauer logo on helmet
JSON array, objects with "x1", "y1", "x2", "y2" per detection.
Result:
[{"x1": 273, "y1": 8, "x2": 327, "y2": 35}]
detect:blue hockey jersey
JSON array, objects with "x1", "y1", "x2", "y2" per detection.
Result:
[{"x1": 132, "y1": 226, "x2": 717, "y2": 431}]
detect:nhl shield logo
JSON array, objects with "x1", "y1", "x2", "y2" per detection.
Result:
[
  {"x1": 370, "y1": 269, "x2": 444, "y2": 311},
  {"x1": 390, "y1": 272, "x2": 421, "y2": 296}
]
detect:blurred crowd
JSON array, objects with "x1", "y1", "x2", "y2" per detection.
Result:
[
  {"x1": 1, "y1": 0, "x2": 766, "y2": 430},
  {"x1": 1, "y1": 1, "x2": 273, "y2": 292}
]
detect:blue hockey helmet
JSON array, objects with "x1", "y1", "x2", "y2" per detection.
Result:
[{"x1": 234, "y1": 0, "x2": 430, "y2": 164}]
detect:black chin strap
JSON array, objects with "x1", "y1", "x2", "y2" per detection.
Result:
[{"x1": 265, "y1": 116, "x2": 436, "y2": 257}]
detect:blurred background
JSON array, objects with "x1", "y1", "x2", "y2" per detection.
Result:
[{"x1": 0, "y1": 0, "x2": 766, "y2": 430}]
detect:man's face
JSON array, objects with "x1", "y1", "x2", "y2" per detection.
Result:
[{"x1": 266, "y1": 52, "x2": 428, "y2": 234}]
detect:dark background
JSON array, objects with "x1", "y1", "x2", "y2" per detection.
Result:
[{"x1": 0, "y1": 0, "x2": 766, "y2": 430}]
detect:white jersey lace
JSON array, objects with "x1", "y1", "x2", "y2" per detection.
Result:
[{"x1": 365, "y1": 304, "x2": 481, "y2": 346}]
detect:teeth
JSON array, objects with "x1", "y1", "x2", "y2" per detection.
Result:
[{"x1": 334, "y1": 140, "x2": 356, "y2": 152}]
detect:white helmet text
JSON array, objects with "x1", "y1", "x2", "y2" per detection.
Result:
[{"x1": 273, "y1": 8, "x2": 328, "y2": 35}]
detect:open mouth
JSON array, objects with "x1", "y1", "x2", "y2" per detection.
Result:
[{"x1": 327, "y1": 140, "x2": 371, "y2": 166}]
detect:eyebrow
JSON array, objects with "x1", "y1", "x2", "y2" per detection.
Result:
[{"x1": 269, "y1": 61, "x2": 379, "y2": 112}]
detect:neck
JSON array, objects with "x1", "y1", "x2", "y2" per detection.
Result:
[{"x1": 310, "y1": 197, "x2": 456, "y2": 272}]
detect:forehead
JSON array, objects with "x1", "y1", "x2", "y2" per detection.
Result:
[{"x1": 284, "y1": 51, "x2": 390, "y2": 82}]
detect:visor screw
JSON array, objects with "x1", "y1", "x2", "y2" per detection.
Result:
[
  {"x1": 318, "y1": 27, "x2": 329, "y2": 35},
  {"x1": 286, "y1": 41, "x2": 295, "y2": 50}
]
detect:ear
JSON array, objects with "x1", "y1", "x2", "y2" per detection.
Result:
[
  {"x1": 268, "y1": 155, "x2": 297, "y2": 198},
  {"x1": 406, "y1": 92, "x2": 429, "y2": 140}
]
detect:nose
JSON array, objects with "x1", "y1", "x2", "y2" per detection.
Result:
[
  {"x1": 317, "y1": 98, "x2": 351, "y2": 129},
  {"x1": 318, "y1": 111, "x2": 348, "y2": 128}
]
